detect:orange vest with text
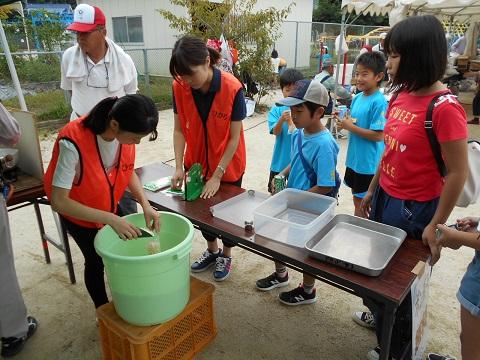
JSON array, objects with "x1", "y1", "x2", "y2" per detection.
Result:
[
  {"x1": 173, "y1": 71, "x2": 246, "y2": 182},
  {"x1": 44, "y1": 118, "x2": 135, "y2": 229}
]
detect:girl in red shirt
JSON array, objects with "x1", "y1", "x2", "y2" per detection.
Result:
[{"x1": 355, "y1": 15, "x2": 468, "y2": 360}]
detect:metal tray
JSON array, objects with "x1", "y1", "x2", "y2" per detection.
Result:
[
  {"x1": 305, "y1": 214, "x2": 407, "y2": 276},
  {"x1": 210, "y1": 190, "x2": 269, "y2": 229}
]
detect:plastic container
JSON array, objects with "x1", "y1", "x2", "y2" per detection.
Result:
[
  {"x1": 94, "y1": 212, "x2": 194, "y2": 326},
  {"x1": 253, "y1": 188, "x2": 336, "y2": 247},
  {"x1": 97, "y1": 277, "x2": 216, "y2": 360}
]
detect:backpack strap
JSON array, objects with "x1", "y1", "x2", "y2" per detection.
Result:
[
  {"x1": 296, "y1": 131, "x2": 316, "y2": 187},
  {"x1": 320, "y1": 75, "x2": 331, "y2": 83},
  {"x1": 386, "y1": 92, "x2": 399, "y2": 118},
  {"x1": 425, "y1": 91, "x2": 452, "y2": 178}
]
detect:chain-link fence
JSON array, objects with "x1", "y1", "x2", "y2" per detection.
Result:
[{"x1": 0, "y1": 20, "x2": 383, "y2": 126}]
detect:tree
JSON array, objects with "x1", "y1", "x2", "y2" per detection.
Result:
[
  {"x1": 159, "y1": 0, "x2": 293, "y2": 101},
  {"x1": 0, "y1": 10, "x2": 70, "y2": 83}
]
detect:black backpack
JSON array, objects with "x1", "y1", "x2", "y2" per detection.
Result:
[{"x1": 320, "y1": 75, "x2": 333, "y2": 115}]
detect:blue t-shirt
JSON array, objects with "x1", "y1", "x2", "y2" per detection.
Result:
[
  {"x1": 268, "y1": 105, "x2": 292, "y2": 172},
  {"x1": 288, "y1": 129, "x2": 339, "y2": 191},
  {"x1": 345, "y1": 90, "x2": 387, "y2": 175}
]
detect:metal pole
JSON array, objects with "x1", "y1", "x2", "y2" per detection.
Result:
[
  {"x1": 294, "y1": 21, "x2": 299, "y2": 68},
  {"x1": 143, "y1": 49, "x2": 151, "y2": 98},
  {"x1": 0, "y1": 20, "x2": 27, "y2": 111},
  {"x1": 331, "y1": 10, "x2": 346, "y2": 133}
]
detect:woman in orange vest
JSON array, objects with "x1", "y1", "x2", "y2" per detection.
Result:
[
  {"x1": 170, "y1": 35, "x2": 247, "y2": 282},
  {"x1": 44, "y1": 94, "x2": 160, "y2": 309}
]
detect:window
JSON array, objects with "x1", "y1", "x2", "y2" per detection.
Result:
[{"x1": 112, "y1": 16, "x2": 143, "y2": 43}]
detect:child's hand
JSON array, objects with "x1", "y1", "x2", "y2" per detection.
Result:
[
  {"x1": 436, "y1": 224, "x2": 462, "y2": 250},
  {"x1": 360, "y1": 191, "x2": 373, "y2": 218},
  {"x1": 422, "y1": 223, "x2": 442, "y2": 265},
  {"x1": 456, "y1": 216, "x2": 480, "y2": 232},
  {"x1": 337, "y1": 115, "x2": 354, "y2": 131},
  {"x1": 281, "y1": 110, "x2": 292, "y2": 124}
]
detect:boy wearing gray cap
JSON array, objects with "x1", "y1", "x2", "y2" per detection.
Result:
[{"x1": 256, "y1": 80, "x2": 341, "y2": 305}]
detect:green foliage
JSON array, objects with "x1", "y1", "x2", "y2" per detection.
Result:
[
  {"x1": 158, "y1": 0, "x2": 293, "y2": 101},
  {"x1": 23, "y1": 10, "x2": 71, "y2": 51},
  {"x1": 3, "y1": 89, "x2": 70, "y2": 121},
  {"x1": 138, "y1": 76, "x2": 173, "y2": 110},
  {"x1": 313, "y1": 0, "x2": 388, "y2": 26},
  {"x1": 0, "y1": 10, "x2": 69, "y2": 84}
]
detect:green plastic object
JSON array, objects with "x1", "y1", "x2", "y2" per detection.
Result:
[
  {"x1": 185, "y1": 163, "x2": 204, "y2": 201},
  {"x1": 94, "y1": 211, "x2": 194, "y2": 326}
]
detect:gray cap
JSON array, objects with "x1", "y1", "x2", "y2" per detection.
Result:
[{"x1": 276, "y1": 79, "x2": 330, "y2": 107}]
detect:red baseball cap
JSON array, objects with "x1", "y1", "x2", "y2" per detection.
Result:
[{"x1": 67, "y1": 4, "x2": 106, "y2": 33}]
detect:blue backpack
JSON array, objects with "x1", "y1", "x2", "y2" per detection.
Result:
[{"x1": 320, "y1": 75, "x2": 333, "y2": 115}]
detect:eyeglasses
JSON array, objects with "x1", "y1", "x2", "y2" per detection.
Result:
[{"x1": 86, "y1": 60, "x2": 109, "y2": 89}]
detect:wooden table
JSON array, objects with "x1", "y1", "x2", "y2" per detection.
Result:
[
  {"x1": 7, "y1": 172, "x2": 76, "y2": 284},
  {"x1": 137, "y1": 163, "x2": 430, "y2": 360}
]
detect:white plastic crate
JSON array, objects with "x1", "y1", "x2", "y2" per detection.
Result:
[{"x1": 253, "y1": 188, "x2": 336, "y2": 247}]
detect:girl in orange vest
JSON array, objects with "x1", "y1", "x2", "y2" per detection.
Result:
[
  {"x1": 44, "y1": 94, "x2": 160, "y2": 309},
  {"x1": 170, "y1": 35, "x2": 247, "y2": 281}
]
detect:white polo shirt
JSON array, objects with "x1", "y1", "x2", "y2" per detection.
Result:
[{"x1": 61, "y1": 41, "x2": 138, "y2": 120}]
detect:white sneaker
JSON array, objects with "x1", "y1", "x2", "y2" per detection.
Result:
[{"x1": 367, "y1": 347, "x2": 380, "y2": 360}]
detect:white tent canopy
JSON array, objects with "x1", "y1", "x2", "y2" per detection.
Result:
[{"x1": 341, "y1": 0, "x2": 480, "y2": 23}]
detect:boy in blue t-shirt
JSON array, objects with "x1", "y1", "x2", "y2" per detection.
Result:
[
  {"x1": 336, "y1": 52, "x2": 387, "y2": 217},
  {"x1": 256, "y1": 79, "x2": 340, "y2": 305},
  {"x1": 267, "y1": 68, "x2": 304, "y2": 193}
]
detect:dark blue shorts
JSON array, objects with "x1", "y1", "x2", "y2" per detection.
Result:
[{"x1": 370, "y1": 186, "x2": 439, "y2": 239}]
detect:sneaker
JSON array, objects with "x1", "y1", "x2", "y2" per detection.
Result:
[
  {"x1": 191, "y1": 249, "x2": 222, "y2": 273},
  {"x1": 213, "y1": 256, "x2": 232, "y2": 281},
  {"x1": 467, "y1": 118, "x2": 480, "y2": 125},
  {"x1": 278, "y1": 284, "x2": 317, "y2": 306},
  {"x1": 367, "y1": 346, "x2": 381, "y2": 360},
  {"x1": 256, "y1": 272, "x2": 289, "y2": 291},
  {"x1": 366, "y1": 346, "x2": 396, "y2": 360},
  {"x1": 352, "y1": 311, "x2": 376, "y2": 329},
  {"x1": 427, "y1": 354, "x2": 456, "y2": 360},
  {"x1": 1, "y1": 316, "x2": 38, "y2": 357}
]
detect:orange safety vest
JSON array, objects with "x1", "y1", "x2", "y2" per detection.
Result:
[
  {"x1": 44, "y1": 117, "x2": 135, "y2": 229},
  {"x1": 173, "y1": 71, "x2": 246, "y2": 182}
]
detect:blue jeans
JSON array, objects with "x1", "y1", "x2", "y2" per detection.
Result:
[
  {"x1": 366, "y1": 186, "x2": 439, "y2": 357},
  {"x1": 457, "y1": 250, "x2": 480, "y2": 317}
]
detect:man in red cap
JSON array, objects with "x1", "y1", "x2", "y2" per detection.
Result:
[
  {"x1": 61, "y1": 3, "x2": 138, "y2": 121},
  {"x1": 60, "y1": 3, "x2": 139, "y2": 214}
]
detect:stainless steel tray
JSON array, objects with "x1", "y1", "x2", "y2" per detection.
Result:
[
  {"x1": 305, "y1": 214, "x2": 407, "y2": 276},
  {"x1": 210, "y1": 190, "x2": 269, "y2": 229}
]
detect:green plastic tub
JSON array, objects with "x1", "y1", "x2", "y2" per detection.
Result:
[{"x1": 94, "y1": 211, "x2": 194, "y2": 326}]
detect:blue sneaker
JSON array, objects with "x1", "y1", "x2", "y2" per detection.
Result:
[
  {"x1": 191, "y1": 249, "x2": 221, "y2": 272},
  {"x1": 213, "y1": 256, "x2": 232, "y2": 281}
]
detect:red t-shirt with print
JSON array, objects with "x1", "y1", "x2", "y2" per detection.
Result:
[{"x1": 379, "y1": 90, "x2": 468, "y2": 201}]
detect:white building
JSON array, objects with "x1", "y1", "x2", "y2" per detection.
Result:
[{"x1": 78, "y1": 0, "x2": 313, "y2": 75}]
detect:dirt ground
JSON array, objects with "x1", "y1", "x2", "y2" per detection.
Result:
[{"x1": 6, "y1": 89, "x2": 480, "y2": 360}]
